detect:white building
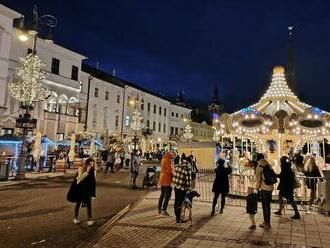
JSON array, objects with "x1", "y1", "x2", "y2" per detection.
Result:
[{"x1": 0, "y1": 4, "x2": 86, "y2": 140}]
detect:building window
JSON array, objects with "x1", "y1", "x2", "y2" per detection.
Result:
[
  {"x1": 158, "y1": 122, "x2": 161, "y2": 132},
  {"x1": 181, "y1": 114, "x2": 184, "y2": 119},
  {"x1": 115, "y1": 115, "x2": 119, "y2": 129},
  {"x1": 105, "y1": 91, "x2": 109, "y2": 100},
  {"x1": 146, "y1": 120, "x2": 150, "y2": 128},
  {"x1": 176, "y1": 113, "x2": 178, "y2": 118},
  {"x1": 153, "y1": 121, "x2": 156, "y2": 131},
  {"x1": 163, "y1": 124, "x2": 166, "y2": 133},
  {"x1": 159, "y1": 106, "x2": 162, "y2": 115},
  {"x1": 164, "y1": 108, "x2": 166, "y2": 116},
  {"x1": 171, "y1": 112, "x2": 174, "y2": 117},
  {"x1": 170, "y1": 127, "x2": 174, "y2": 135},
  {"x1": 141, "y1": 99, "x2": 144, "y2": 110},
  {"x1": 1, "y1": 128, "x2": 13, "y2": 136},
  {"x1": 147, "y1": 103, "x2": 150, "y2": 111},
  {"x1": 153, "y1": 104, "x2": 156, "y2": 114},
  {"x1": 127, "y1": 96, "x2": 131, "y2": 106},
  {"x1": 125, "y1": 115, "x2": 130, "y2": 127},
  {"x1": 51, "y1": 58, "x2": 60, "y2": 75},
  {"x1": 175, "y1": 127, "x2": 178, "y2": 135},
  {"x1": 71, "y1": 65, "x2": 78, "y2": 81},
  {"x1": 94, "y1": 88, "x2": 99, "y2": 97},
  {"x1": 180, "y1": 128, "x2": 183, "y2": 135},
  {"x1": 117, "y1": 94, "x2": 120, "y2": 104},
  {"x1": 92, "y1": 105, "x2": 98, "y2": 129}
]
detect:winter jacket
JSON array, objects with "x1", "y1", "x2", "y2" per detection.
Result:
[
  {"x1": 212, "y1": 163, "x2": 232, "y2": 193},
  {"x1": 277, "y1": 162, "x2": 295, "y2": 198},
  {"x1": 159, "y1": 153, "x2": 174, "y2": 186},
  {"x1": 74, "y1": 167, "x2": 96, "y2": 203},
  {"x1": 255, "y1": 159, "x2": 274, "y2": 191},
  {"x1": 172, "y1": 160, "x2": 192, "y2": 191}
]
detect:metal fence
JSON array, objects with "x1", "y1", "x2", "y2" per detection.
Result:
[{"x1": 195, "y1": 166, "x2": 326, "y2": 212}]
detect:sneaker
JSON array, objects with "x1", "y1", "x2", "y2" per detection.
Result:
[
  {"x1": 291, "y1": 214, "x2": 301, "y2": 220},
  {"x1": 274, "y1": 210, "x2": 282, "y2": 215},
  {"x1": 162, "y1": 211, "x2": 170, "y2": 216},
  {"x1": 87, "y1": 220, "x2": 95, "y2": 226},
  {"x1": 249, "y1": 225, "x2": 256, "y2": 230},
  {"x1": 73, "y1": 218, "x2": 81, "y2": 224}
]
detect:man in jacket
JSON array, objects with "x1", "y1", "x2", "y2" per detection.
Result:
[
  {"x1": 172, "y1": 155, "x2": 192, "y2": 223},
  {"x1": 158, "y1": 152, "x2": 174, "y2": 216},
  {"x1": 255, "y1": 153, "x2": 274, "y2": 230}
]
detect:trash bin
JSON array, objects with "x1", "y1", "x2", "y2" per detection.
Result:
[{"x1": 0, "y1": 157, "x2": 9, "y2": 180}]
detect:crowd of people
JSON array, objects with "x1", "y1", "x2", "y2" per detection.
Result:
[{"x1": 66, "y1": 147, "x2": 323, "y2": 229}]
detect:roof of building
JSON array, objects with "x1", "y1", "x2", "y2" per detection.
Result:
[{"x1": 82, "y1": 63, "x2": 192, "y2": 109}]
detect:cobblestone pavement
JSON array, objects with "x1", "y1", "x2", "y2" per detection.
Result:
[{"x1": 80, "y1": 191, "x2": 330, "y2": 248}]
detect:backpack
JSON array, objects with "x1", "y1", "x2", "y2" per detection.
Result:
[{"x1": 260, "y1": 164, "x2": 277, "y2": 185}]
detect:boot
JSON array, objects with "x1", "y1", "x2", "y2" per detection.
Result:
[
  {"x1": 274, "y1": 210, "x2": 282, "y2": 215},
  {"x1": 291, "y1": 213, "x2": 301, "y2": 219}
]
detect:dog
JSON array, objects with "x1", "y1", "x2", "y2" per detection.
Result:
[{"x1": 180, "y1": 190, "x2": 200, "y2": 224}]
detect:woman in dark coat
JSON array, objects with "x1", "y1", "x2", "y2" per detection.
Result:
[
  {"x1": 304, "y1": 156, "x2": 322, "y2": 206},
  {"x1": 211, "y1": 158, "x2": 232, "y2": 215},
  {"x1": 274, "y1": 156, "x2": 300, "y2": 219},
  {"x1": 68, "y1": 157, "x2": 96, "y2": 226}
]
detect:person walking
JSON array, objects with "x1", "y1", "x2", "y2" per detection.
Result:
[
  {"x1": 255, "y1": 153, "x2": 275, "y2": 231},
  {"x1": 105, "y1": 150, "x2": 115, "y2": 174},
  {"x1": 211, "y1": 158, "x2": 232, "y2": 215},
  {"x1": 172, "y1": 154, "x2": 192, "y2": 223},
  {"x1": 67, "y1": 157, "x2": 96, "y2": 226},
  {"x1": 158, "y1": 152, "x2": 174, "y2": 216},
  {"x1": 304, "y1": 155, "x2": 321, "y2": 207},
  {"x1": 274, "y1": 156, "x2": 300, "y2": 219},
  {"x1": 130, "y1": 151, "x2": 141, "y2": 189}
]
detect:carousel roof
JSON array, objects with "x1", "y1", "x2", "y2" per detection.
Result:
[{"x1": 234, "y1": 66, "x2": 313, "y2": 116}]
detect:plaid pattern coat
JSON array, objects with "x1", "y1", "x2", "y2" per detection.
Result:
[{"x1": 172, "y1": 161, "x2": 192, "y2": 191}]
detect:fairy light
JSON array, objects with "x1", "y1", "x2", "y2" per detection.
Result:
[{"x1": 9, "y1": 53, "x2": 51, "y2": 104}]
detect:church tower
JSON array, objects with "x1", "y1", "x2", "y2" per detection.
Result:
[
  {"x1": 286, "y1": 25, "x2": 295, "y2": 92},
  {"x1": 208, "y1": 84, "x2": 222, "y2": 117}
]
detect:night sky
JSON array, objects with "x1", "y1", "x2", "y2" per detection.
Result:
[{"x1": 3, "y1": 0, "x2": 330, "y2": 113}]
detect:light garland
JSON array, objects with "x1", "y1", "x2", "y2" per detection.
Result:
[
  {"x1": 9, "y1": 53, "x2": 51, "y2": 104},
  {"x1": 183, "y1": 124, "x2": 193, "y2": 139},
  {"x1": 130, "y1": 109, "x2": 144, "y2": 131}
]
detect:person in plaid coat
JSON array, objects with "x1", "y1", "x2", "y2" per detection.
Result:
[{"x1": 172, "y1": 153, "x2": 192, "y2": 223}]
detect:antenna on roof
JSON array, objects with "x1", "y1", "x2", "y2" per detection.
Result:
[{"x1": 112, "y1": 69, "x2": 116, "y2": 76}]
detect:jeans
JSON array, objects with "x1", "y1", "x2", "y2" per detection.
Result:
[
  {"x1": 174, "y1": 188, "x2": 186, "y2": 223},
  {"x1": 278, "y1": 192, "x2": 299, "y2": 215},
  {"x1": 212, "y1": 192, "x2": 226, "y2": 211},
  {"x1": 75, "y1": 198, "x2": 92, "y2": 219},
  {"x1": 158, "y1": 186, "x2": 172, "y2": 211},
  {"x1": 261, "y1": 190, "x2": 272, "y2": 225}
]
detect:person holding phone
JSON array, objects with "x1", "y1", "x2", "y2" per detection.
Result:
[{"x1": 72, "y1": 157, "x2": 96, "y2": 226}]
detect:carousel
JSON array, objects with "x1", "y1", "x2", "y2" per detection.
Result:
[{"x1": 214, "y1": 66, "x2": 330, "y2": 172}]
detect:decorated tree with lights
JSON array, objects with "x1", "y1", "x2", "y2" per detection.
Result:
[
  {"x1": 9, "y1": 53, "x2": 51, "y2": 104},
  {"x1": 130, "y1": 109, "x2": 144, "y2": 131},
  {"x1": 183, "y1": 124, "x2": 193, "y2": 140}
]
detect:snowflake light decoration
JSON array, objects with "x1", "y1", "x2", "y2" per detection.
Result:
[{"x1": 183, "y1": 124, "x2": 193, "y2": 140}]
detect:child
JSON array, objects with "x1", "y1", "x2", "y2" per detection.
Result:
[{"x1": 246, "y1": 187, "x2": 258, "y2": 230}]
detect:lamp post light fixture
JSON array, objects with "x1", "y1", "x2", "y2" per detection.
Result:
[{"x1": 11, "y1": 5, "x2": 57, "y2": 179}]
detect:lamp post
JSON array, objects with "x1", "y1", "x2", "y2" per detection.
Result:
[{"x1": 12, "y1": 5, "x2": 56, "y2": 179}]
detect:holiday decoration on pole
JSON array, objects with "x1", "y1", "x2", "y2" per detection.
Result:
[
  {"x1": 183, "y1": 124, "x2": 193, "y2": 140},
  {"x1": 9, "y1": 53, "x2": 51, "y2": 104},
  {"x1": 130, "y1": 109, "x2": 144, "y2": 131}
]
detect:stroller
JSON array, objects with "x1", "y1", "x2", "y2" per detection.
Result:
[{"x1": 142, "y1": 166, "x2": 158, "y2": 189}]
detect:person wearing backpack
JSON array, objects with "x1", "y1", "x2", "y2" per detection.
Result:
[{"x1": 255, "y1": 153, "x2": 275, "y2": 231}]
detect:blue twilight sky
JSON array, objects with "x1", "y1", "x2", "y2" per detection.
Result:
[{"x1": 3, "y1": 0, "x2": 330, "y2": 112}]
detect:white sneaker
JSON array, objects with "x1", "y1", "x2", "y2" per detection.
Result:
[
  {"x1": 87, "y1": 220, "x2": 95, "y2": 226},
  {"x1": 73, "y1": 218, "x2": 81, "y2": 224}
]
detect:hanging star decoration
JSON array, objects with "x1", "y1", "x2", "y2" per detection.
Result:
[
  {"x1": 130, "y1": 109, "x2": 144, "y2": 131},
  {"x1": 183, "y1": 124, "x2": 193, "y2": 140},
  {"x1": 9, "y1": 53, "x2": 51, "y2": 104}
]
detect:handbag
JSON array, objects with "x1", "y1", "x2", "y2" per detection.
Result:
[{"x1": 67, "y1": 173, "x2": 79, "y2": 203}]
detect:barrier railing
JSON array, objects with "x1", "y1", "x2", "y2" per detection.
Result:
[{"x1": 194, "y1": 166, "x2": 325, "y2": 210}]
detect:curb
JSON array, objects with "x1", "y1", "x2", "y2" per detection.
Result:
[{"x1": 76, "y1": 191, "x2": 149, "y2": 248}]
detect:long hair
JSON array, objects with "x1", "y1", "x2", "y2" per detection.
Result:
[
  {"x1": 304, "y1": 157, "x2": 317, "y2": 173},
  {"x1": 83, "y1": 157, "x2": 94, "y2": 172}
]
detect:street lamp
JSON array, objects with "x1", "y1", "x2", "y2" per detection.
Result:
[{"x1": 11, "y1": 5, "x2": 57, "y2": 179}]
